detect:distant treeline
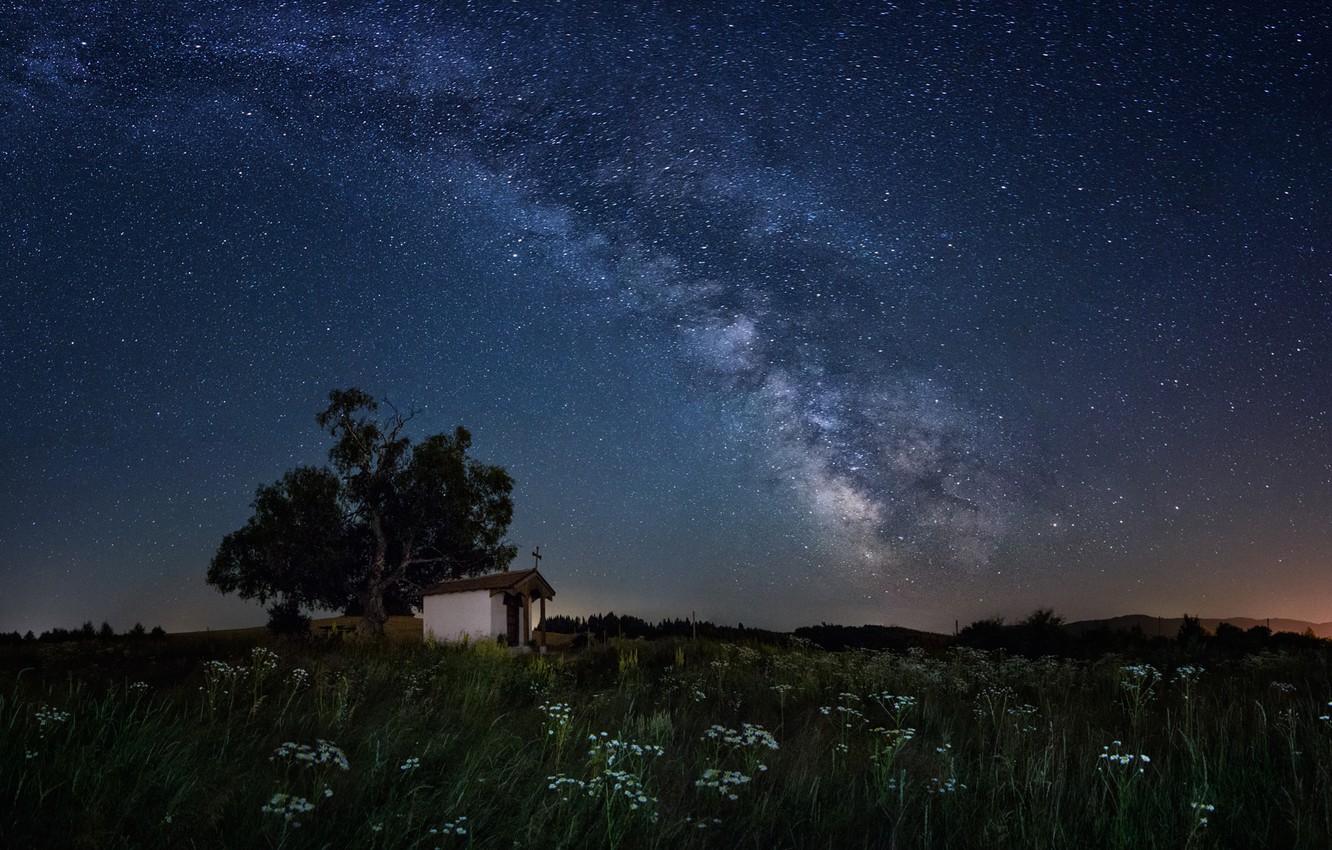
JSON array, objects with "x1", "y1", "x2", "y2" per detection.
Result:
[
  {"x1": 791, "y1": 623, "x2": 951, "y2": 652},
  {"x1": 0, "y1": 621, "x2": 167, "y2": 646},
  {"x1": 956, "y1": 610, "x2": 1327, "y2": 659},
  {"x1": 544, "y1": 609, "x2": 1329, "y2": 660},
  {"x1": 542, "y1": 613, "x2": 786, "y2": 644}
]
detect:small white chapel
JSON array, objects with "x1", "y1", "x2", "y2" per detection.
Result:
[{"x1": 421, "y1": 568, "x2": 555, "y2": 651}]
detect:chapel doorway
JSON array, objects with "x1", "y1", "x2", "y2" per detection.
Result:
[{"x1": 505, "y1": 595, "x2": 520, "y2": 646}]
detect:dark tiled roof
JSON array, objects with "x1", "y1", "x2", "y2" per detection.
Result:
[{"x1": 421, "y1": 568, "x2": 554, "y2": 598}]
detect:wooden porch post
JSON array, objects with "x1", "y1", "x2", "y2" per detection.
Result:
[
  {"x1": 522, "y1": 591, "x2": 532, "y2": 648},
  {"x1": 540, "y1": 595, "x2": 547, "y2": 654}
]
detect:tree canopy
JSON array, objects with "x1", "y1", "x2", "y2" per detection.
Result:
[{"x1": 208, "y1": 388, "x2": 516, "y2": 636}]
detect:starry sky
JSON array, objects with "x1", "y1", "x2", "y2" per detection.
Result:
[{"x1": 2, "y1": 1, "x2": 1329, "y2": 635}]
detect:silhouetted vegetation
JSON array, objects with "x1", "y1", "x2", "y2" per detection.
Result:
[
  {"x1": 1, "y1": 621, "x2": 168, "y2": 646},
  {"x1": 543, "y1": 612, "x2": 786, "y2": 645},
  {"x1": 792, "y1": 623, "x2": 950, "y2": 652},
  {"x1": 208, "y1": 388, "x2": 516, "y2": 637},
  {"x1": 266, "y1": 599, "x2": 313, "y2": 636},
  {"x1": 541, "y1": 609, "x2": 1329, "y2": 664},
  {"x1": 951, "y1": 609, "x2": 1326, "y2": 663}
]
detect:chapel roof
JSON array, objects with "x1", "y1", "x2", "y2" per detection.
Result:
[{"x1": 421, "y1": 568, "x2": 554, "y2": 599}]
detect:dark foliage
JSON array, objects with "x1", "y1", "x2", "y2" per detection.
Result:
[
  {"x1": 793, "y1": 623, "x2": 949, "y2": 652},
  {"x1": 22, "y1": 623, "x2": 168, "y2": 645},
  {"x1": 266, "y1": 599, "x2": 313, "y2": 636},
  {"x1": 544, "y1": 612, "x2": 787, "y2": 645},
  {"x1": 208, "y1": 388, "x2": 516, "y2": 637},
  {"x1": 952, "y1": 610, "x2": 1327, "y2": 663}
]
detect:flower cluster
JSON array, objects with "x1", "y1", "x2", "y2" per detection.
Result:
[
  {"x1": 818, "y1": 704, "x2": 866, "y2": 722},
  {"x1": 34, "y1": 704, "x2": 71, "y2": 736},
  {"x1": 261, "y1": 792, "x2": 315, "y2": 825},
  {"x1": 1192, "y1": 801, "x2": 1216, "y2": 827},
  {"x1": 1006, "y1": 702, "x2": 1039, "y2": 731},
  {"x1": 972, "y1": 684, "x2": 1018, "y2": 721},
  {"x1": 703, "y1": 723, "x2": 779, "y2": 751},
  {"x1": 928, "y1": 776, "x2": 966, "y2": 794},
  {"x1": 871, "y1": 693, "x2": 917, "y2": 713},
  {"x1": 818, "y1": 694, "x2": 871, "y2": 752},
  {"x1": 546, "y1": 774, "x2": 586, "y2": 802},
  {"x1": 201, "y1": 660, "x2": 245, "y2": 709},
  {"x1": 1173, "y1": 665, "x2": 1204, "y2": 682},
  {"x1": 287, "y1": 668, "x2": 311, "y2": 689},
  {"x1": 867, "y1": 724, "x2": 915, "y2": 776},
  {"x1": 272, "y1": 739, "x2": 351, "y2": 772},
  {"x1": 727, "y1": 644, "x2": 761, "y2": 665},
  {"x1": 1120, "y1": 664, "x2": 1160, "y2": 687},
  {"x1": 250, "y1": 647, "x2": 279, "y2": 674},
  {"x1": 588, "y1": 769, "x2": 659, "y2": 816},
  {"x1": 587, "y1": 732, "x2": 666, "y2": 766},
  {"x1": 203, "y1": 660, "x2": 243, "y2": 683},
  {"x1": 539, "y1": 701, "x2": 572, "y2": 734},
  {"x1": 546, "y1": 769, "x2": 659, "y2": 819},
  {"x1": 428, "y1": 816, "x2": 469, "y2": 837},
  {"x1": 1119, "y1": 664, "x2": 1160, "y2": 723},
  {"x1": 403, "y1": 671, "x2": 426, "y2": 701},
  {"x1": 1099, "y1": 741, "x2": 1151, "y2": 772},
  {"x1": 400, "y1": 757, "x2": 421, "y2": 771},
  {"x1": 1270, "y1": 681, "x2": 1297, "y2": 694},
  {"x1": 695, "y1": 768, "x2": 753, "y2": 800},
  {"x1": 129, "y1": 681, "x2": 150, "y2": 694},
  {"x1": 870, "y1": 726, "x2": 916, "y2": 741}
]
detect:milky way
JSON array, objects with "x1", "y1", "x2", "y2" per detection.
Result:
[{"x1": 2, "y1": 2, "x2": 1328, "y2": 632}]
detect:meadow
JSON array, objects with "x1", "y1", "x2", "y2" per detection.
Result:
[{"x1": 4, "y1": 627, "x2": 1332, "y2": 848}]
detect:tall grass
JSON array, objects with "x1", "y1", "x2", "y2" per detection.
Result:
[{"x1": 3, "y1": 636, "x2": 1332, "y2": 848}]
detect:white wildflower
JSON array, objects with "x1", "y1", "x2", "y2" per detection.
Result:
[{"x1": 261, "y1": 792, "x2": 315, "y2": 825}]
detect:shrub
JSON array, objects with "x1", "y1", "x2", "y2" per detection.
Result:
[{"x1": 266, "y1": 600, "x2": 312, "y2": 636}]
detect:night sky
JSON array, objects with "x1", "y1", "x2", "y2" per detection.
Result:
[{"x1": 3, "y1": 1, "x2": 1329, "y2": 635}]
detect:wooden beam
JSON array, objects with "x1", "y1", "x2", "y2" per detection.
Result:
[
  {"x1": 522, "y1": 591, "x2": 532, "y2": 648},
  {"x1": 540, "y1": 595, "x2": 547, "y2": 654}
]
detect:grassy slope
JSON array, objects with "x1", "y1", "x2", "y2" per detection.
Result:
[{"x1": 4, "y1": 636, "x2": 1332, "y2": 849}]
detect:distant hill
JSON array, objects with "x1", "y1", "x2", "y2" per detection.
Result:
[{"x1": 1065, "y1": 614, "x2": 1332, "y2": 639}]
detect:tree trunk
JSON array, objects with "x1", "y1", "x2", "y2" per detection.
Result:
[
  {"x1": 358, "y1": 516, "x2": 390, "y2": 638},
  {"x1": 358, "y1": 583, "x2": 388, "y2": 638}
]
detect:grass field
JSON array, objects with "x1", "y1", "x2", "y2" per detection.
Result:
[{"x1": 4, "y1": 627, "x2": 1332, "y2": 848}]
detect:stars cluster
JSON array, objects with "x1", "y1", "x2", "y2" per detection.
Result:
[{"x1": 1, "y1": 1, "x2": 1328, "y2": 632}]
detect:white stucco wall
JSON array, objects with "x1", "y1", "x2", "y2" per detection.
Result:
[
  {"x1": 423, "y1": 589, "x2": 531, "y2": 646},
  {"x1": 422, "y1": 591, "x2": 493, "y2": 643},
  {"x1": 490, "y1": 594, "x2": 507, "y2": 638}
]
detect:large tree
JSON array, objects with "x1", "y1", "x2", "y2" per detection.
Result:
[{"x1": 208, "y1": 388, "x2": 517, "y2": 636}]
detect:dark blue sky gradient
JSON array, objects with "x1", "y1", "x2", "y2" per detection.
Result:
[{"x1": 2, "y1": 1, "x2": 1328, "y2": 634}]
